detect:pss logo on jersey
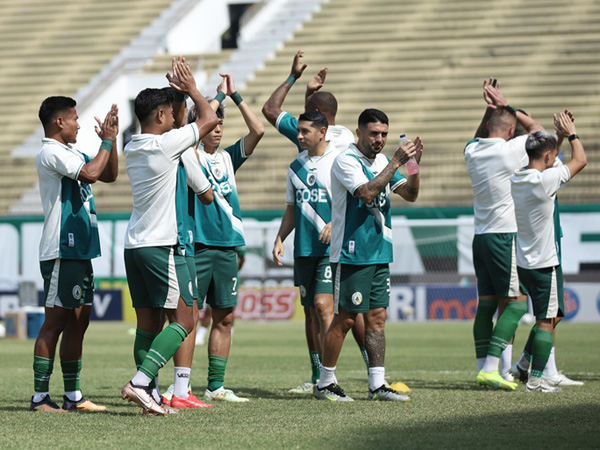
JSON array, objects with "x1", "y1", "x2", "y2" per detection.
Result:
[{"x1": 307, "y1": 173, "x2": 316, "y2": 187}]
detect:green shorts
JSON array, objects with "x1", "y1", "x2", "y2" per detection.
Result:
[
  {"x1": 124, "y1": 246, "x2": 194, "y2": 309},
  {"x1": 472, "y1": 233, "x2": 521, "y2": 298},
  {"x1": 294, "y1": 257, "x2": 333, "y2": 307},
  {"x1": 40, "y1": 259, "x2": 94, "y2": 309},
  {"x1": 195, "y1": 245, "x2": 238, "y2": 309},
  {"x1": 186, "y1": 255, "x2": 198, "y2": 300},
  {"x1": 517, "y1": 265, "x2": 564, "y2": 320},
  {"x1": 332, "y1": 263, "x2": 390, "y2": 314}
]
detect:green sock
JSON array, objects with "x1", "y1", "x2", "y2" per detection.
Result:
[
  {"x1": 134, "y1": 329, "x2": 157, "y2": 388},
  {"x1": 33, "y1": 356, "x2": 54, "y2": 393},
  {"x1": 488, "y1": 302, "x2": 527, "y2": 357},
  {"x1": 139, "y1": 323, "x2": 188, "y2": 379},
  {"x1": 531, "y1": 329, "x2": 553, "y2": 378},
  {"x1": 61, "y1": 360, "x2": 82, "y2": 393},
  {"x1": 473, "y1": 299, "x2": 498, "y2": 358},
  {"x1": 309, "y1": 351, "x2": 320, "y2": 384},
  {"x1": 360, "y1": 347, "x2": 369, "y2": 370},
  {"x1": 207, "y1": 355, "x2": 228, "y2": 391},
  {"x1": 523, "y1": 325, "x2": 537, "y2": 361}
]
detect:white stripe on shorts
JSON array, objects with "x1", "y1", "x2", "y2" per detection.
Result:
[
  {"x1": 508, "y1": 237, "x2": 520, "y2": 298},
  {"x1": 547, "y1": 267, "x2": 559, "y2": 318},
  {"x1": 333, "y1": 263, "x2": 341, "y2": 315},
  {"x1": 45, "y1": 259, "x2": 60, "y2": 308},
  {"x1": 165, "y1": 248, "x2": 180, "y2": 309}
]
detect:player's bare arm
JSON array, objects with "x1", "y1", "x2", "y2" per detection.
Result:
[
  {"x1": 167, "y1": 56, "x2": 189, "y2": 128},
  {"x1": 395, "y1": 136, "x2": 423, "y2": 202},
  {"x1": 305, "y1": 67, "x2": 328, "y2": 101},
  {"x1": 262, "y1": 50, "x2": 308, "y2": 126},
  {"x1": 97, "y1": 103, "x2": 119, "y2": 183},
  {"x1": 554, "y1": 110, "x2": 587, "y2": 177},
  {"x1": 168, "y1": 57, "x2": 219, "y2": 139},
  {"x1": 485, "y1": 84, "x2": 543, "y2": 133},
  {"x1": 354, "y1": 140, "x2": 416, "y2": 204},
  {"x1": 474, "y1": 77, "x2": 498, "y2": 139},
  {"x1": 273, "y1": 204, "x2": 295, "y2": 266},
  {"x1": 78, "y1": 104, "x2": 118, "y2": 184}
]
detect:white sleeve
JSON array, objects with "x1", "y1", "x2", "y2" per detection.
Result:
[
  {"x1": 181, "y1": 148, "x2": 211, "y2": 194},
  {"x1": 286, "y1": 168, "x2": 294, "y2": 205},
  {"x1": 331, "y1": 153, "x2": 368, "y2": 196},
  {"x1": 508, "y1": 134, "x2": 529, "y2": 166},
  {"x1": 39, "y1": 146, "x2": 84, "y2": 180},
  {"x1": 159, "y1": 123, "x2": 200, "y2": 161},
  {"x1": 541, "y1": 160, "x2": 571, "y2": 197}
]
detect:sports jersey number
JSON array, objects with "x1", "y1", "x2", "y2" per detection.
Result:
[
  {"x1": 296, "y1": 188, "x2": 328, "y2": 204},
  {"x1": 231, "y1": 277, "x2": 238, "y2": 295},
  {"x1": 324, "y1": 266, "x2": 332, "y2": 280}
]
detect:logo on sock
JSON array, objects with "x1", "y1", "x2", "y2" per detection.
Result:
[{"x1": 177, "y1": 373, "x2": 190, "y2": 378}]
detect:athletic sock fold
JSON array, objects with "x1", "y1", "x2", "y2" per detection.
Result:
[
  {"x1": 33, "y1": 356, "x2": 54, "y2": 393},
  {"x1": 174, "y1": 367, "x2": 192, "y2": 398},
  {"x1": 61, "y1": 359, "x2": 82, "y2": 393},
  {"x1": 138, "y1": 322, "x2": 188, "y2": 380},
  {"x1": 531, "y1": 330, "x2": 553, "y2": 378},
  {"x1": 473, "y1": 299, "x2": 498, "y2": 359},
  {"x1": 207, "y1": 355, "x2": 227, "y2": 392},
  {"x1": 488, "y1": 302, "x2": 527, "y2": 358}
]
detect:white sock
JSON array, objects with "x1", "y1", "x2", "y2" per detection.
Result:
[
  {"x1": 368, "y1": 366, "x2": 386, "y2": 391},
  {"x1": 500, "y1": 344, "x2": 513, "y2": 376},
  {"x1": 196, "y1": 326, "x2": 208, "y2": 345},
  {"x1": 476, "y1": 358, "x2": 485, "y2": 372},
  {"x1": 64, "y1": 390, "x2": 82, "y2": 402},
  {"x1": 482, "y1": 355, "x2": 500, "y2": 373},
  {"x1": 131, "y1": 370, "x2": 152, "y2": 387},
  {"x1": 173, "y1": 367, "x2": 191, "y2": 398},
  {"x1": 318, "y1": 365, "x2": 336, "y2": 389},
  {"x1": 33, "y1": 392, "x2": 49, "y2": 403},
  {"x1": 543, "y1": 347, "x2": 558, "y2": 377},
  {"x1": 152, "y1": 375, "x2": 161, "y2": 403}
]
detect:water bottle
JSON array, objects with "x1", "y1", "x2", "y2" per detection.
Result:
[{"x1": 399, "y1": 133, "x2": 420, "y2": 175}]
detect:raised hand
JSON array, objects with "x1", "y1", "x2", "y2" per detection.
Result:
[
  {"x1": 554, "y1": 110, "x2": 577, "y2": 137},
  {"x1": 290, "y1": 50, "x2": 308, "y2": 79},
  {"x1": 483, "y1": 77, "x2": 500, "y2": 108},
  {"x1": 393, "y1": 138, "x2": 417, "y2": 166},
  {"x1": 484, "y1": 83, "x2": 508, "y2": 108},
  {"x1": 307, "y1": 67, "x2": 328, "y2": 93},
  {"x1": 95, "y1": 103, "x2": 119, "y2": 141},
  {"x1": 412, "y1": 136, "x2": 423, "y2": 163},
  {"x1": 167, "y1": 56, "x2": 197, "y2": 94}
]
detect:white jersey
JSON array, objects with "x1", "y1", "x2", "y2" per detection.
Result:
[
  {"x1": 124, "y1": 123, "x2": 199, "y2": 248},
  {"x1": 464, "y1": 135, "x2": 528, "y2": 234},
  {"x1": 36, "y1": 138, "x2": 100, "y2": 261},
  {"x1": 325, "y1": 125, "x2": 355, "y2": 153},
  {"x1": 511, "y1": 159, "x2": 571, "y2": 269}
]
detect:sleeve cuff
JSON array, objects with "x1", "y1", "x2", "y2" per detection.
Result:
[
  {"x1": 275, "y1": 111, "x2": 288, "y2": 131},
  {"x1": 390, "y1": 178, "x2": 407, "y2": 192}
]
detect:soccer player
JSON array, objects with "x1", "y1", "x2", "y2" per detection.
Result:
[
  {"x1": 466, "y1": 80, "x2": 544, "y2": 390},
  {"x1": 263, "y1": 51, "x2": 370, "y2": 393},
  {"x1": 510, "y1": 112, "x2": 587, "y2": 392},
  {"x1": 121, "y1": 57, "x2": 219, "y2": 416},
  {"x1": 272, "y1": 111, "x2": 337, "y2": 393},
  {"x1": 510, "y1": 111, "x2": 587, "y2": 390},
  {"x1": 187, "y1": 72, "x2": 264, "y2": 403},
  {"x1": 316, "y1": 108, "x2": 423, "y2": 402},
  {"x1": 31, "y1": 96, "x2": 119, "y2": 412}
]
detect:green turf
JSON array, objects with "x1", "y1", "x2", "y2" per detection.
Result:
[{"x1": 1, "y1": 321, "x2": 599, "y2": 449}]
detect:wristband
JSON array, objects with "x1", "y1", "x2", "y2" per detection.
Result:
[
  {"x1": 286, "y1": 75, "x2": 296, "y2": 85},
  {"x1": 99, "y1": 139, "x2": 113, "y2": 152},
  {"x1": 230, "y1": 91, "x2": 243, "y2": 105},
  {"x1": 568, "y1": 134, "x2": 579, "y2": 142},
  {"x1": 214, "y1": 91, "x2": 226, "y2": 104},
  {"x1": 506, "y1": 105, "x2": 517, "y2": 114},
  {"x1": 172, "y1": 91, "x2": 186, "y2": 103}
]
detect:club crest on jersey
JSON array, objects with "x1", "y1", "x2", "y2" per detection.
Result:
[
  {"x1": 351, "y1": 292, "x2": 362, "y2": 306},
  {"x1": 211, "y1": 166, "x2": 224, "y2": 180},
  {"x1": 72, "y1": 285, "x2": 82, "y2": 300},
  {"x1": 306, "y1": 173, "x2": 316, "y2": 187}
]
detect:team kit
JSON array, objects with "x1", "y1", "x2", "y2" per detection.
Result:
[{"x1": 30, "y1": 53, "x2": 586, "y2": 414}]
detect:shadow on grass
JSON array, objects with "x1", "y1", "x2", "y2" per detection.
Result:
[{"x1": 335, "y1": 402, "x2": 600, "y2": 449}]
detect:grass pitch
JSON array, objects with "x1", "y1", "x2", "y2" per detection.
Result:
[{"x1": 1, "y1": 321, "x2": 599, "y2": 449}]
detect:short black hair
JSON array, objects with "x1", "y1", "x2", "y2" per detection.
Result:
[
  {"x1": 526, "y1": 130, "x2": 558, "y2": 160},
  {"x1": 358, "y1": 108, "x2": 388, "y2": 128},
  {"x1": 134, "y1": 87, "x2": 174, "y2": 125},
  {"x1": 38, "y1": 96, "x2": 76, "y2": 128},
  {"x1": 305, "y1": 92, "x2": 338, "y2": 117},
  {"x1": 489, "y1": 106, "x2": 517, "y2": 133},
  {"x1": 187, "y1": 98, "x2": 224, "y2": 124},
  {"x1": 298, "y1": 111, "x2": 328, "y2": 130}
]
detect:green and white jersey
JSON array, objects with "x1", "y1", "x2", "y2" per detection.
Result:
[
  {"x1": 36, "y1": 138, "x2": 100, "y2": 261},
  {"x1": 464, "y1": 135, "x2": 528, "y2": 234},
  {"x1": 286, "y1": 142, "x2": 337, "y2": 258},
  {"x1": 192, "y1": 139, "x2": 249, "y2": 247},
  {"x1": 510, "y1": 159, "x2": 571, "y2": 269},
  {"x1": 330, "y1": 144, "x2": 406, "y2": 265},
  {"x1": 176, "y1": 149, "x2": 212, "y2": 256},
  {"x1": 124, "y1": 123, "x2": 199, "y2": 248},
  {"x1": 275, "y1": 111, "x2": 355, "y2": 153}
]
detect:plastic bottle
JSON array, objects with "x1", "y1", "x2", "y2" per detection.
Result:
[{"x1": 399, "y1": 133, "x2": 420, "y2": 175}]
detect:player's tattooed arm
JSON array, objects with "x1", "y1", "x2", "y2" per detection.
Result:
[
  {"x1": 395, "y1": 136, "x2": 422, "y2": 202},
  {"x1": 354, "y1": 139, "x2": 417, "y2": 204},
  {"x1": 262, "y1": 50, "x2": 308, "y2": 126}
]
